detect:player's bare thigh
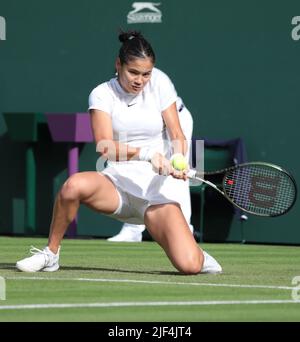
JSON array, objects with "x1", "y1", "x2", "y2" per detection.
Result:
[
  {"x1": 144, "y1": 203, "x2": 203, "y2": 274},
  {"x1": 62, "y1": 171, "x2": 120, "y2": 214}
]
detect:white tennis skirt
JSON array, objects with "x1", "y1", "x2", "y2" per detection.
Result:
[{"x1": 102, "y1": 160, "x2": 187, "y2": 224}]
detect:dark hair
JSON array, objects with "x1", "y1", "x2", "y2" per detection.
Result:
[{"x1": 118, "y1": 30, "x2": 156, "y2": 65}]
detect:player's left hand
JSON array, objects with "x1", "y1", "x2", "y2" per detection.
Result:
[{"x1": 151, "y1": 153, "x2": 173, "y2": 176}]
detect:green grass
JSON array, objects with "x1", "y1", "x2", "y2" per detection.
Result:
[{"x1": 0, "y1": 237, "x2": 299, "y2": 322}]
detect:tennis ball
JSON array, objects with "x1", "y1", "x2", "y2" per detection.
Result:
[{"x1": 171, "y1": 154, "x2": 187, "y2": 171}]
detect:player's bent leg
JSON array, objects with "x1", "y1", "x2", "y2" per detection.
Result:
[
  {"x1": 48, "y1": 172, "x2": 120, "y2": 251},
  {"x1": 144, "y1": 203, "x2": 204, "y2": 275},
  {"x1": 16, "y1": 172, "x2": 120, "y2": 272}
]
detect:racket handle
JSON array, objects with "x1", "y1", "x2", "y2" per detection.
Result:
[{"x1": 187, "y1": 169, "x2": 197, "y2": 179}]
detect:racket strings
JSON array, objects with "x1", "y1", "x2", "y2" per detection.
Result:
[{"x1": 223, "y1": 165, "x2": 296, "y2": 216}]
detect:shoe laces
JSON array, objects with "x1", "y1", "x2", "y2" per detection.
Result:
[
  {"x1": 29, "y1": 246, "x2": 52, "y2": 264},
  {"x1": 29, "y1": 246, "x2": 47, "y2": 255}
]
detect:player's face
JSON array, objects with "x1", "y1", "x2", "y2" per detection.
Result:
[{"x1": 116, "y1": 57, "x2": 153, "y2": 94}]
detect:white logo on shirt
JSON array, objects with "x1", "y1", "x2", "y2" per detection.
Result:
[{"x1": 127, "y1": 2, "x2": 162, "y2": 24}]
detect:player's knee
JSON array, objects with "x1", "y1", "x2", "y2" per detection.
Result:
[
  {"x1": 60, "y1": 174, "x2": 85, "y2": 201},
  {"x1": 178, "y1": 252, "x2": 204, "y2": 275}
]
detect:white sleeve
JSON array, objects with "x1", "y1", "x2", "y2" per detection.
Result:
[
  {"x1": 88, "y1": 84, "x2": 113, "y2": 115},
  {"x1": 156, "y1": 70, "x2": 178, "y2": 111}
]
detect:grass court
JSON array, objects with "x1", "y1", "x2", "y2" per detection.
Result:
[{"x1": 0, "y1": 237, "x2": 299, "y2": 322}]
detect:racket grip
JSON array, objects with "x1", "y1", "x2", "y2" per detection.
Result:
[{"x1": 187, "y1": 169, "x2": 197, "y2": 179}]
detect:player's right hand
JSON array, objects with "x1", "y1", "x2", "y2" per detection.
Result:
[
  {"x1": 151, "y1": 153, "x2": 173, "y2": 176},
  {"x1": 151, "y1": 153, "x2": 187, "y2": 180}
]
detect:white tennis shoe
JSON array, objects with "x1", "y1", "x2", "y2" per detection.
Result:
[
  {"x1": 107, "y1": 224, "x2": 144, "y2": 242},
  {"x1": 107, "y1": 223, "x2": 194, "y2": 242},
  {"x1": 16, "y1": 246, "x2": 60, "y2": 272},
  {"x1": 201, "y1": 251, "x2": 222, "y2": 274},
  {"x1": 107, "y1": 230, "x2": 143, "y2": 242}
]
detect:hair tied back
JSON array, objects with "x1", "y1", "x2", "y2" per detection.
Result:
[{"x1": 118, "y1": 30, "x2": 156, "y2": 64}]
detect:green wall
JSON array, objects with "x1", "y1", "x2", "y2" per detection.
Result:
[{"x1": 0, "y1": 0, "x2": 299, "y2": 243}]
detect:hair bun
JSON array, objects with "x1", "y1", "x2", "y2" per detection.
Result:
[
  {"x1": 118, "y1": 29, "x2": 155, "y2": 64},
  {"x1": 119, "y1": 30, "x2": 143, "y2": 43}
]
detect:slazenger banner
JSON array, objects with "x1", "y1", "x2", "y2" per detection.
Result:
[{"x1": 127, "y1": 2, "x2": 162, "y2": 24}]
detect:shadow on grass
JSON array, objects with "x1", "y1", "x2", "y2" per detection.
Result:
[
  {"x1": 61, "y1": 265, "x2": 180, "y2": 276},
  {"x1": 0, "y1": 263, "x2": 15, "y2": 270},
  {"x1": 0, "y1": 263, "x2": 181, "y2": 276}
]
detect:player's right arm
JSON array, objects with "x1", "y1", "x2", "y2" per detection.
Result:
[
  {"x1": 89, "y1": 109, "x2": 140, "y2": 161},
  {"x1": 90, "y1": 109, "x2": 182, "y2": 179}
]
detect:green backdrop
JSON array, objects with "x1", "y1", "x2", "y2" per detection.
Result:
[{"x1": 0, "y1": 0, "x2": 299, "y2": 243}]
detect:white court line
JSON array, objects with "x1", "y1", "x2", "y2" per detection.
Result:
[
  {"x1": 0, "y1": 300, "x2": 300, "y2": 310},
  {"x1": 5, "y1": 276, "x2": 295, "y2": 291}
]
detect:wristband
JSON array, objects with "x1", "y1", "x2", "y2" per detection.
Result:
[{"x1": 139, "y1": 147, "x2": 156, "y2": 162}]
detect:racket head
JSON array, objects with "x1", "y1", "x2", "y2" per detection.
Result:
[{"x1": 222, "y1": 162, "x2": 297, "y2": 217}]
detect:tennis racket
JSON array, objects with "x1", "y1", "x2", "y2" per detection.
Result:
[{"x1": 187, "y1": 162, "x2": 297, "y2": 217}]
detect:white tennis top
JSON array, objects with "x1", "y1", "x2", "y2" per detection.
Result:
[
  {"x1": 88, "y1": 67, "x2": 187, "y2": 208},
  {"x1": 88, "y1": 68, "x2": 179, "y2": 151}
]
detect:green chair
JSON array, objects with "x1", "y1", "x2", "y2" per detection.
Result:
[
  {"x1": 3, "y1": 112, "x2": 46, "y2": 233},
  {"x1": 190, "y1": 138, "x2": 247, "y2": 242},
  {"x1": 190, "y1": 145, "x2": 233, "y2": 242}
]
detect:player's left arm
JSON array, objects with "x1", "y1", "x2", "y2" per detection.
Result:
[{"x1": 162, "y1": 102, "x2": 187, "y2": 156}]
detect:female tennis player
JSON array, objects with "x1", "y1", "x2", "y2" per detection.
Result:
[
  {"x1": 108, "y1": 96, "x2": 194, "y2": 242},
  {"x1": 16, "y1": 30, "x2": 222, "y2": 274}
]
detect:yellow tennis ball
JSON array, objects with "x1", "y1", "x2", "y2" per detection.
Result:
[{"x1": 171, "y1": 154, "x2": 187, "y2": 171}]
